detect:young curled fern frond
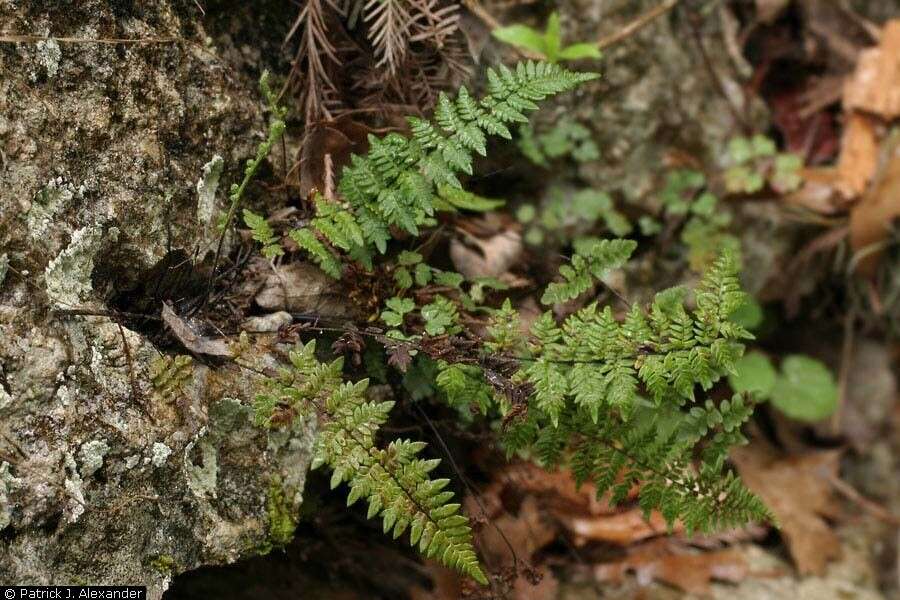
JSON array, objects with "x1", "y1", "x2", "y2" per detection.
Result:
[{"x1": 253, "y1": 341, "x2": 487, "y2": 584}]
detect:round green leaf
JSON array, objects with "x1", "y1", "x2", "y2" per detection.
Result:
[
  {"x1": 770, "y1": 355, "x2": 838, "y2": 422},
  {"x1": 729, "y1": 297, "x2": 764, "y2": 331},
  {"x1": 728, "y1": 351, "x2": 776, "y2": 397}
]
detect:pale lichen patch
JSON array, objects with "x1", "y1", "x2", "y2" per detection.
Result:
[
  {"x1": 27, "y1": 179, "x2": 77, "y2": 240},
  {"x1": 196, "y1": 155, "x2": 224, "y2": 228},
  {"x1": 0, "y1": 461, "x2": 20, "y2": 531},
  {"x1": 79, "y1": 439, "x2": 110, "y2": 478},
  {"x1": 44, "y1": 225, "x2": 118, "y2": 307},
  {"x1": 151, "y1": 442, "x2": 172, "y2": 467},
  {"x1": 35, "y1": 38, "x2": 62, "y2": 79}
]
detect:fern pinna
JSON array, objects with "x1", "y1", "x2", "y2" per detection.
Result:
[
  {"x1": 254, "y1": 341, "x2": 487, "y2": 584},
  {"x1": 290, "y1": 61, "x2": 597, "y2": 274}
]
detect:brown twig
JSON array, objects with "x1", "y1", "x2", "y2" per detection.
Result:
[
  {"x1": 827, "y1": 474, "x2": 900, "y2": 526},
  {"x1": 0, "y1": 34, "x2": 178, "y2": 44},
  {"x1": 597, "y1": 0, "x2": 680, "y2": 50}
]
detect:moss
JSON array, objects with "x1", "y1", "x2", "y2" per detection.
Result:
[
  {"x1": 150, "y1": 554, "x2": 176, "y2": 576},
  {"x1": 266, "y1": 476, "x2": 298, "y2": 548}
]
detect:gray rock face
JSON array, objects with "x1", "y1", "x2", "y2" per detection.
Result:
[{"x1": 0, "y1": 1, "x2": 313, "y2": 597}]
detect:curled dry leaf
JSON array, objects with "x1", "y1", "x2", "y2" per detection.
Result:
[
  {"x1": 594, "y1": 540, "x2": 748, "y2": 595},
  {"x1": 161, "y1": 302, "x2": 232, "y2": 358},
  {"x1": 298, "y1": 116, "x2": 371, "y2": 199},
  {"x1": 843, "y1": 19, "x2": 900, "y2": 120},
  {"x1": 563, "y1": 509, "x2": 677, "y2": 547},
  {"x1": 731, "y1": 444, "x2": 842, "y2": 575},
  {"x1": 450, "y1": 230, "x2": 523, "y2": 280}
]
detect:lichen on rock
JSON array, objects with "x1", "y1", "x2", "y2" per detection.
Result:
[{"x1": 0, "y1": 1, "x2": 315, "y2": 596}]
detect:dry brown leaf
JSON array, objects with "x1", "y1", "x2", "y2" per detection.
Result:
[
  {"x1": 836, "y1": 112, "x2": 879, "y2": 198},
  {"x1": 849, "y1": 152, "x2": 900, "y2": 277},
  {"x1": 477, "y1": 495, "x2": 557, "y2": 566},
  {"x1": 785, "y1": 173, "x2": 842, "y2": 215},
  {"x1": 594, "y1": 540, "x2": 748, "y2": 595},
  {"x1": 161, "y1": 302, "x2": 232, "y2": 358},
  {"x1": 255, "y1": 262, "x2": 352, "y2": 316},
  {"x1": 450, "y1": 230, "x2": 522, "y2": 279},
  {"x1": 298, "y1": 116, "x2": 370, "y2": 199},
  {"x1": 563, "y1": 509, "x2": 677, "y2": 546},
  {"x1": 491, "y1": 463, "x2": 616, "y2": 516},
  {"x1": 731, "y1": 445, "x2": 842, "y2": 575},
  {"x1": 843, "y1": 19, "x2": 900, "y2": 119}
]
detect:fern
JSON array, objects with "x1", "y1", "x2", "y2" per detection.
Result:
[
  {"x1": 541, "y1": 238, "x2": 637, "y2": 304},
  {"x1": 253, "y1": 341, "x2": 487, "y2": 584},
  {"x1": 288, "y1": 228, "x2": 342, "y2": 278},
  {"x1": 291, "y1": 61, "x2": 596, "y2": 275},
  {"x1": 501, "y1": 247, "x2": 768, "y2": 531},
  {"x1": 242, "y1": 209, "x2": 284, "y2": 259},
  {"x1": 149, "y1": 354, "x2": 193, "y2": 402}
]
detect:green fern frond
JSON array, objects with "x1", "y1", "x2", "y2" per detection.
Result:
[
  {"x1": 243, "y1": 209, "x2": 284, "y2": 259},
  {"x1": 289, "y1": 228, "x2": 343, "y2": 278},
  {"x1": 541, "y1": 238, "x2": 637, "y2": 304},
  {"x1": 302, "y1": 61, "x2": 597, "y2": 274},
  {"x1": 252, "y1": 340, "x2": 487, "y2": 584},
  {"x1": 149, "y1": 354, "x2": 193, "y2": 402}
]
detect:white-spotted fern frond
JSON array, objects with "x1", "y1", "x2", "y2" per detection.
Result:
[{"x1": 253, "y1": 340, "x2": 487, "y2": 584}]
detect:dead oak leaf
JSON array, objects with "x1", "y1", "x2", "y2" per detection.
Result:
[
  {"x1": 843, "y1": 19, "x2": 900, "y2": 120},
  {"x1": 476, "y1": 495, "x2": 557, "y2": 567},
  {"x1": 731, "y1": 445, "x2": 842, "y2": 575},
  {"x1": 594, "y1": 540, "x2": 748, "y2": 595}
]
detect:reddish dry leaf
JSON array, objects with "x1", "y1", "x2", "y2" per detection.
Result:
[
  {"x1": 769, "y1": 87, "x2": 839, "y2": 164},
  {"x1": 836, "y1": 112, "x2": 879, "y2": 198},
  {"x1": 594, "y1": 540, "x2": 748, "y2": 595},
  {"x1": 843, "y1": 19, "x2": 900, "y2": 120},
  {"x1": 731, "y1": 445, "x2": 842, "y2": 575},
  {"x1": 477, "y1": 495, "x2": 557, "y2": 566},
  {"x1": 490, "y1": 463, "x2": 620, "y2": 516},
  {"x1": 564, "y1": 509, "x2": 678, "y2": 546},
  {"x1": 849, "y1": 152, "x2": 900, "y2": 277}
]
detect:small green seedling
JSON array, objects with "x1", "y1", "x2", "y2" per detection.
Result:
[{"x1": 493, "y1": 12, "x2": 602, "y2": 63}]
